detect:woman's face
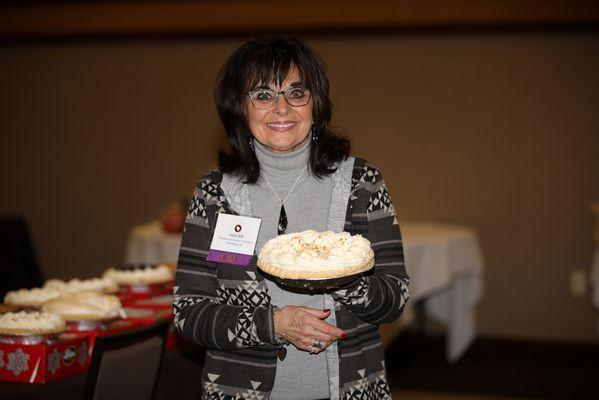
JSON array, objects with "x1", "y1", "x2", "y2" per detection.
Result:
[{"x1": 246, "y1": 69, "x2": 313, "y2": 153}]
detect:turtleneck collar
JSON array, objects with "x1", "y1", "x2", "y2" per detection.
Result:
[{"x1": 253, "y1": 136, "x2": 311, "y2": 173}]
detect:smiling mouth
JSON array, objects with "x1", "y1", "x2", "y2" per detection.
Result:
[{"x1": 267, "y1": 121, "x2": 296, "y2": 130}]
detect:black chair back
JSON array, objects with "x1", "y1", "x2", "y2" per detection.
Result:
[
  {"x1": 0, "y1": 217, "x2": 43, "y2": 298},
  {"x1": 83, "y1": 319, "x2": 170, "y2": 400}
]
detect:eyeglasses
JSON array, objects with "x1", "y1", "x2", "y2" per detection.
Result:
[{"x1": 247, "y1": 86, "x2": 311, "y2": 109}]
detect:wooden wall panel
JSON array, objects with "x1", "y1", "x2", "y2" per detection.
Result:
[{"x1": 1, "y1": 0, "x2": 598, "y2": 38}]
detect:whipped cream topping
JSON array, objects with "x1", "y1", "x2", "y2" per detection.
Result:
[
  {"x1": 41, "y1": 292, "x2": 124, "y2": 320},
  {"x1": 4, "y1": 288, "x2": 62, "y2": 308},
  {"x1": 0, "y1": 311, "x2": 66, "y2": 334},
  {"x1": 103, "y1": 264, "x2": 173, "y2": 285},
  {"x1": 258, "y1": 230, "x2": 374, "y2": 278},
  {"x1": 44, "y1": 277, "x2": 119, "y2": 294}
]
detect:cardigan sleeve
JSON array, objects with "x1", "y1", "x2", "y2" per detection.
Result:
[
  {"x1": 332, "y1": 164, "x2": 410, "y2": 324},
  {"x1": 172, "y1": 176, "x2": 277, "y2": 349}
]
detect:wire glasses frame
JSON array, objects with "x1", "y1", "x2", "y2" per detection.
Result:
[{"x1": 247, "y1": 86, "x2": 311, "y2": 110}]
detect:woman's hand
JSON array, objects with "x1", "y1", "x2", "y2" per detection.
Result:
[{"x1": 273, "y1": 306, "x2": 346, "y2": 354}]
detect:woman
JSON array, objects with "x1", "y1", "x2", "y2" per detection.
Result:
[{"x1": 173, "y1": 36, "x2": 409, "y2": 400}]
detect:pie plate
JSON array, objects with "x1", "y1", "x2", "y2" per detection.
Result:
[
  {"x1": 66, "y1": 316, "x2": 119, "y2": 332},
  {"x1": 0, "y1": 332, "x2": 62, "y2": 345},
  {"x1": 119, "y1": 282, "x2": 171, "y2": 294},
  {"x1": 260, "y1": 270, "x2": 364, "y2": 291}
]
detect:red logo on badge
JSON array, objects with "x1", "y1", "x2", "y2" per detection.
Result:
[{"x1": 234, "y1": 224, "x2": 242, "y2": 233}]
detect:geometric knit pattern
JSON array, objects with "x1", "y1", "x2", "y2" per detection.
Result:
[
  {"x1": 188, "y1": 193, "x2": 207, "y2": 219},
  {"x1": 173, "y1": 296, "x2": 206, "y2": 314},
  {"x1": 217, "y1": 283, "x2": 270, "y2": 308},
  {"x1": 367, "y1": 182, "x2": 395, "y2": 215},
  {"x1": 334, "y1": 278, "x2": 371, "y2": 306},
  {"x1": 354, "y1": 164, "x2": 380, "y2": 186},
  {"x1": 172, "y1": 296, "x2": 204, "y2": 330},
  {"x1": 397, "y1": 277, "x2": 410, "y2": 310},
  {"x1": 203, "y1": 373, "x2": 268, "y2": 400},
  {"x1": 341, "y1": 370, "x2": 391, "y2": 400},
  {"x1": 233, "y1": 309, "x2": 261, "y2": 347},
  {"x1": 201, "y1": 179, "x2": 228, "y2": 214}
]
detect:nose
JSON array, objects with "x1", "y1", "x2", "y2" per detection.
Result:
[{"x1": 273, "y1": 93, "x2": 290, "y2": 114}]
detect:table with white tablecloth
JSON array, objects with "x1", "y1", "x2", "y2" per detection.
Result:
[
  {"x1": 399, "y1": 221, "x2": 484, "y2": 362},
  {"x1": 125, "y1": 221, "x2": 182, "y2": 265},
  {"x1": 125, "y1": 220, "x2": 485, "y2": 362}
]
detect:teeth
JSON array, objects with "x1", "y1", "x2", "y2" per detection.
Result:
[{"x1": 267, "y1": 122, "x2": 294, "y2": 128}]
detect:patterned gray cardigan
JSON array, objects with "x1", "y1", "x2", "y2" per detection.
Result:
[{"x1": 173, "y1": 157, "x2": 409, "y2": 400}]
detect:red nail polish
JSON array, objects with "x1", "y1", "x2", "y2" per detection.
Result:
[
  {"x1": 323, "y1": 309, "x2": 330, "y2": 313},
  {"x1": 340, "y1": 333, "x2": 347, "y2": 340}
]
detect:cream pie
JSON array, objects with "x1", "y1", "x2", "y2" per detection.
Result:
[
  {"x1": 4, "y1": 287, "x2": 62, "y2": 309},
  {"x1": 44, "y1": 277, "x2": 119, "y2": 294},
  {"x1": 257, "y1": 230, "x2": 374, "y2": 280},
  {"x1": 0, "y1": 311, "x2": 66, "y2": 336},
  {"x1": 41, "y1": 292, "x2": 124, "y2": 321},
  {"x1": 103, "y1": 264, "x2": 173, "y2": 286}
]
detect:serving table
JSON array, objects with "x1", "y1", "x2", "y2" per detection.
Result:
[{"x1": 0, "y1": 341, "x2": 204, "y2": 400}]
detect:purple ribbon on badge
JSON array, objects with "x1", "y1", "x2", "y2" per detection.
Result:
[{"x1": 207, "y1": 249, "x2": 252, "y2": 266}]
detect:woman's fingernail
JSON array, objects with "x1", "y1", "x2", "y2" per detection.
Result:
[
  {"x1": 323, "y1": 309, "x2": 330, "y2": 313},
  {"x1": 340, "y1": 333, "x2": 347, "y2": 339}
]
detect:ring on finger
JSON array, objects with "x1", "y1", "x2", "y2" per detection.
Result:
[{"x1": 312, "y1": 338, "x2": 323, "y2": 349}]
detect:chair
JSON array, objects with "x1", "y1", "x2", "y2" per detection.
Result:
[
  {"x1": 0, "y1": 217, "x2": 44, "y2": 298},
  {"x1": 83, "y1": 319, "x2": 170, "y2": 400}
]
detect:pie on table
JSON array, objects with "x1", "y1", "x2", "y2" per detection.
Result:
[
  {"x1": 43, "y1": 277, "x2": 119, "y2": 294},
  {"x1": 41, "y1": 292, "x2": 124, "y2": 321},
  {"x1": 0, "y1": 311, "x2": 66, "y2": 336},
  {"x1": 257, "y1": 230, "x2": 374, "y2": 280},
  {"x1": 3, "y1": 287, "x2": 62, "y2": 309},
  {"x1": 103, "y1": 264, "x2": 174, "y2": 286}
]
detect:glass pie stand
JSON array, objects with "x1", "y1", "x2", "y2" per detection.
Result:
[
  {"x1": 66, "y1": 317, "x2": 119, "y2": 332},
  {"x1": 119, "y1": 282, "x2": 171, "y2": 294},
  {"x1": 260, "y1": 270, "x2": 364, "y2": 291},
  {"x1": 0, "y1": 331, "x2": 63, "y2": 345}
]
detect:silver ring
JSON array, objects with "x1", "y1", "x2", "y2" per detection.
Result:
[{"x1": 312, "y1": 338, "x2": 323, "y2": 349}]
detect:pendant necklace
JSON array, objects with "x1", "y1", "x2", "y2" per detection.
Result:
[{"x1": 262, "y1": 166, "x2": 307, "y2": 235}]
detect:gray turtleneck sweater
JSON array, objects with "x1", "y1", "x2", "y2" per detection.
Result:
[{"x1": 249, "y1": 138, "x2": 333, "y2": 400}]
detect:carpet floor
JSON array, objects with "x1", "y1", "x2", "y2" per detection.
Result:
[{"x1": 385, "y1": 332, "x2": 599, "y2": 400}]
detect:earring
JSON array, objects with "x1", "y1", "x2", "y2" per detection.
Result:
[
  {"x1": 311, "y1": 124, "x2": 319, "y2": 143},
  {"x1": 249, "y1": 137, "x2": 255, "y2": 151}
]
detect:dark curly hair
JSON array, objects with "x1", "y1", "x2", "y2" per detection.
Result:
[{"x1": 214, "y1": 35, "x2": 350, "y2": 183}]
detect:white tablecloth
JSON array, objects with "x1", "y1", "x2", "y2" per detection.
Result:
[
  {"x1": 125, "y1": 220, "x2": 485, "y2": 362},
  {"x1": 400, "y1": 221, "x2": 484, "y2": 362},
  {"x1": 125, "y1": 221, "x2": 182, "y2": 265}
]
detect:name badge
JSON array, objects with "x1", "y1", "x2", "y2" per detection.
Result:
[{"x1": 207, "y1": 213, "x2": 262, "y2": 266}]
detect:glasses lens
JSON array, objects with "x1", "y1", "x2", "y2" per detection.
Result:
[
  {"x1": 249, "y1": 89, "x2": 276, "y2": 109},
  {"x1": 284, "y1": 87, "x2": 310, "y2": 107}
]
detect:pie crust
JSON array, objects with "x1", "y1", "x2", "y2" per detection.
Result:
[{"x1": 257, "y1": 258, "x2": 374, "y2": 280}]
